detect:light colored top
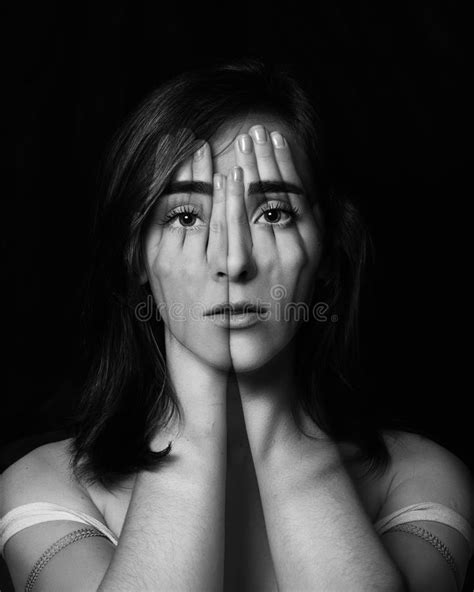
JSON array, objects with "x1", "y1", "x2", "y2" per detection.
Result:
[
  {"x1": 0, "y1": 503, "x2": 119, "y2": 554},
  {"x1": 0, "y1": 501, "x2": 472, "y2": 557},
  {"x1": 373, "y1": 501, "x2": 474, "y2": 554}
]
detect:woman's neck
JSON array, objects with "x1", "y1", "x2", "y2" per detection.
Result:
[{"x1": 226, "y1": 340, "x2": 300, "y2": 457}]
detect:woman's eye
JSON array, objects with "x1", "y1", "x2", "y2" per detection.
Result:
[
  {"x1": 160, "y1": 202, "x2": 300, "y2": 231},
  {"x1": 174, "y1": 212, "x2": 197, "y2": 227},
  {"x1": 255, "y1": 202, "x2": 300, "y2": 226},
  {"x1": 162, "y1": 207, "x2": 202, "y2": 231}
]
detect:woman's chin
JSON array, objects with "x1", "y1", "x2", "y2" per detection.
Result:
[
  {"x1": 193, "y1": 349, "x2": 269, "y2": 374},
  {"x1": 228, "y1": 347, "x2": 278, "y2": 375}
]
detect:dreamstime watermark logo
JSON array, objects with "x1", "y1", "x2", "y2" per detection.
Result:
[{"x1": 134, "y1": 284, "x2": 338, "y2": 324}]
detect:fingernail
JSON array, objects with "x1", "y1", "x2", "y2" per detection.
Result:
[
  {"x1": 232, "y1": 166, "x2": 243, "y2": 182},
  {"x1": 271, "y1": 132, "x2": 286, "y2": 149},
  {"x1": 214, "y1": 173, "x2": 224, "y2": 190},
  {"x1": 194, "y1": 144, "x2": 206, "y2": 161},
  {"x1": 238, "y1": 134, "x2": 253, "y2": 154},
  {"x1": 250, "y1": 126, "x2": 267, "y2": 144}
]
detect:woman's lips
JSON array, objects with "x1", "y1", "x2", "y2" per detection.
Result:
[
  {"x1": 204, "y1": 300, "x2": 266, "y2": 316},
  {"x1": 206, "y1": 310, "x2": 261, "y2": 329}
]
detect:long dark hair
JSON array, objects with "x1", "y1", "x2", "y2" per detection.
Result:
[{"x1": 70, "y1": 58, "x2": 390, "y2": 486}]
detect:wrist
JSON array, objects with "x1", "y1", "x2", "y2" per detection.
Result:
[
  {"x1": 251, "y1": 408, "x2": 341, "y2": 481},
  {"x1": 243, "y1": 399, "x2": 330, "y2": 462},
  {"x1": 151, "y1": 422, "x2": 225, "y2": 453}
]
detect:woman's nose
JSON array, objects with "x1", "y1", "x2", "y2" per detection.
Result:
[
  {"x1": 209, "y1": 219, "x2": 257, "y2": 283},
  {"x1": 221, "y1": 249, "x2": 257, "y2": 282}
]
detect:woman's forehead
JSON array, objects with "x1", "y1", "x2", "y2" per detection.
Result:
[{"x1": 209, "y1": 113, "x2": 315, "y2": 193}]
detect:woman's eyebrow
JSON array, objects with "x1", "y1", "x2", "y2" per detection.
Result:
[
  {"x1": 165, "y1": 181, "x2": 213, "y2": 196},
  {"x1": 248, "y1": 181, "x2": 304, "y2": 196},
  {"x1": 164, "y1": 180, "x2": 304, "y2": 197}
]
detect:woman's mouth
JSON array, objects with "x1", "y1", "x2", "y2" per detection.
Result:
[{"x1": 206, "y1": 310, "x2": 262, "y2": 329}]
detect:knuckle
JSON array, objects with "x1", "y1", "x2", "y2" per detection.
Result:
[
  {"x1": 210, "y1": 221, "x2": 225, "y2": 234},
  {"x1": 212, "y1": 192, "x2": 225, "y2": 205},
  {"x1": 255, "y1": 149, "x2": 275, "y2": 161}
]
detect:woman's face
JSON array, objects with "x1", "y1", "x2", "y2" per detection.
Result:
[{"x1": 142, "y1": 113, "x2": 324, "y2": 373}]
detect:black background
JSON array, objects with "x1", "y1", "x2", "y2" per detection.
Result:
[{"x1": 4, "y1": 3, "x2": 472, "y2": 472}]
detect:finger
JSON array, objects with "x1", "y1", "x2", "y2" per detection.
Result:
[
  {"x1": 207, "y1": 173, "x2": 228, "y2": 271},
  {"x1": 249, "y1": 124, "x2": 287, "y2": 243},
  {"x1": 247, "y1": 125, "x2": 282, "y2": 254},
  {"x1": 179, "y1": 142, "x2": 211, "y2": 260},
  {"x1": 169, "y1": 156, "x2": 193, "y2": 251},
  {"x1": 270, "y1": 130, "x2": 322, "y2": 231},
  {"x1": 226, "y1": 166, "x2": 252, "y2": 279},
  {"x1": 157, "y1": 137, "x2": 194, "y2": 251},
  {"x1": 190, "y1": 141, "x2": 213, "y2": 258},
  {"x1": 234, "y1": 132, "x2": 275, "y2": 274},
  {"x1": 192, "y1": 140, "x2": 212, "y2": 185},
  {"x1": 234, "y1": 133, "x2": 259, "y2": 252},
  {"x1": 247, "y1": 127, "x2": 308, "y2": 322},
  {"x1": 234, "y1": 133, "x2": 260, "y2": 188},
  {"x1": 269, "y1": 130, "x2": 323, "y2": 273},
  {"x1": 173, "y1": 154, "x2": 193, "y2": 182},
  {"x1": 248, "y1": 125, "x2": 282, "y2": 183},
  {"x1": 268, "y1": 133, "x2": 319, "y2": 322},
  {"x1": 270, "y1": 131, "x2": 303, "y2": 188}
]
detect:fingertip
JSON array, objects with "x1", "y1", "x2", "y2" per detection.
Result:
[
  {"x1": 230, "y1": 166, "x2": 243, "y2": 183},
  {"x1": 270, "y1": 132, "x2": 287, "y2": 149},
  {"x1": 214, "y1": 172, "x2": 225, "y2": 190},
  {"x1": 193, "y1": 140, "x2": 208, "y2": 162},
  {"x1": 236, "y1": 133, "x2": 253, "y2": 155},
  {"x1": 249, "y1": 125, "x2": 268, "y2": 145}
]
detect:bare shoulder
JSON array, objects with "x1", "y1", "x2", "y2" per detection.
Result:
[
  {"x1": 374, "y1": 430, "x2": 474, "y2": 590},
  {"x1": 0, "y1": 438, "x2": 103, "y2": 520},
  {"x1": 380, "y1": 429, "x2": 473, "y2": 519},
  {"x1": 0, "y1": 442, "x2": 116, "y2": 592}
]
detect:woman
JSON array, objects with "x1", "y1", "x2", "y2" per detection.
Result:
[{"x1": 0, "y1": 59, "x2": 472, "y2": 592}]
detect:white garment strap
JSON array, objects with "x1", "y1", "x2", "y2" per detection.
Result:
[
  {"x1": 374, "y1": 502, "x2": 474, "y2": 554},
  {"x1": 2, "y1": 501, "x2": 472, "y2": 557},
  {"x1": 0, "y1": 502, "x2": 118, "y2": 556}
]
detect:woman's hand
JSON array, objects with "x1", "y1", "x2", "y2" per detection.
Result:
[
  {"x1": 99, "y1": 141, "x2": 235, "y2": 592},
  {"x1": 225, "y1": 124, "x2": 325, "y2": 458},
  {"x1": 232, "y1": 123, "x2": 323, "y2": 381},
  {"x1": 143, "y1": 140, "x2": 232, "y2": 447}
]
